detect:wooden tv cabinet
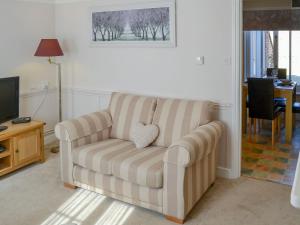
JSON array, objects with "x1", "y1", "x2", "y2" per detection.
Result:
[{"x1": 0, "y1": 121, "x2": 45, "y2": 176}]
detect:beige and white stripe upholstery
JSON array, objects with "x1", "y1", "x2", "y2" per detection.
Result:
[
  {"x1": 56, "y1": 93, "x2": 224, "y2": 223},
  {"x1": 73, "y1": 165, "x2": 163, "y2": 213},
  {"x1": 71, "y1": 128, "x2": 111, "y2": 149},
  {"x1": 72, "y1": 139, "x2": 131, "y2": 175},
  {"x1": 165, "y1": 121, "x2": 223, "y2": 167},
  {"x1": 72, "y1": 138, "x2": 166, "y2": 188},
  {"x1": 55, "y1": 110, "x2": 112, "y2": 184},
  {"x1": 163, "y1": 121, "x2": 224, "y2": 220},
  {"x1": 112, "y1": 145, "x2": 166, "y2": 188},
  {"x1": 109, "y1": 92, "x2": 157, "y2": 141},
  {"x1": 152, "y1": 98, "x2": 212, "y2": 147},
  {"x1": 55, "y1": 110, "x2": 112, "y2": 142}
]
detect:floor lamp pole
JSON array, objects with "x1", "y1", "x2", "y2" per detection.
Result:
[
  {"x1": 58, "y1": 63, "x2": 62, "y2": 123},
  {"x1": 49, "y1": 58, "x2": 62, "y2": 153}
]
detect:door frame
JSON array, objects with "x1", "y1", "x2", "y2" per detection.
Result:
[{"x1": 231, "y1": 0, "x2": 243, "y2": 179}]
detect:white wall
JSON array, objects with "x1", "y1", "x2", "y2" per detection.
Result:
[
  {"x1": 55, "y1": 0, "x2": 236, "y2": 177},
  {"x1": 56, "y1": 0, "x2": 233, "y2": 103},
  {"x1": 0, "y1": 0, "x2": 57, "y2": 140},
  {"x1": 0, "y1": 0, "x2": 240, "y2": 177}
]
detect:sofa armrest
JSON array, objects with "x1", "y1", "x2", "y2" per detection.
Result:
[
  {"x1": 164, "y1": 121, "x2": 224, "y2": 167},
  {"x1": 55, "y1": 110, "x2": 112, "y2": 142}
]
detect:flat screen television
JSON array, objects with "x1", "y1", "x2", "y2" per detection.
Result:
[{"x1": 0, "y1": 77, "x2": 19, "y2": 124}]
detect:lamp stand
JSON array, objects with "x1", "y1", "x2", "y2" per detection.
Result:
[{"x1": 49, "y1": 57, "x2": 62, "y2": 153}]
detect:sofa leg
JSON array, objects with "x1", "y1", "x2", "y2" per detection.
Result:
[
  {"x1": 165, "y1": 215, "x2": 184, "y2": 224},
  {"x1": 64, "y1": 183, "x2": 77, "y2": 189}
]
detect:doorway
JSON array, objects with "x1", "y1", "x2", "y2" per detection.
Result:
[{"x1": 240, "y1": 1, "x2": 300, "y2": 186}]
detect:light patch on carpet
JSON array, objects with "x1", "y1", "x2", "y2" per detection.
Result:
[
  {"x1": 94, "y1": 201, "x2": 134, "y2": 225},
  {"x1": 40, "y1": 189, "x2": 105, "y2": 225}
]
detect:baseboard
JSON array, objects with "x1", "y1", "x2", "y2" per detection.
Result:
[
  {"x1": 44, "y1": 130, "x2": 57, "y2": 145},
  {"x1": 217, "y1": 167, "x2": 233, "y2": 179}
]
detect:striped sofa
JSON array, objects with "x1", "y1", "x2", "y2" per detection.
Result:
[{"x1": 55, "y1": 92, "x2": 224, "y2": 224}]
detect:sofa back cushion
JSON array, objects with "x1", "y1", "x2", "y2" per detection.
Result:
[
  {"x1": 152, "y1": 98, "x2": 212, "y2": 147},
  {"x1": 109, "y1": 92, "x2": 157, "y2": 141}
]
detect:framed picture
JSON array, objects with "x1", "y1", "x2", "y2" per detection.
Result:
[{"x1": 90, "y1": 0, "x2": 176, "y2": 47}]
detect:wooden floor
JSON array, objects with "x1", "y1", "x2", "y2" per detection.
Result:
[{"x1": 242, "y1": 120, "x2": 300, "y2": 186}]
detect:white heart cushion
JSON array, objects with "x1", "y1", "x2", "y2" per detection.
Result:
[{"x1": 131, "y1": 122, "x2": 159, "y2": 149}]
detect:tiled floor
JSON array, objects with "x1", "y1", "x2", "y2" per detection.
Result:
[{"x1": 242, "y1": 120, "x2": 300, "y2": 186}]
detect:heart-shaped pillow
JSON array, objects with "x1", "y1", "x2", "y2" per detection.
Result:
[{"x1": 131, "y1": 122, "x2": 159, "y2": 149}]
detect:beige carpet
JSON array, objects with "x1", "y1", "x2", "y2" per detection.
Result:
[{"x1": 0, "y1": 146, "x2": 299, "y2": 225}]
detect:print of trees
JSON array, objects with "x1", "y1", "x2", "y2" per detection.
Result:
[{"x1": 92, "y1": 7, "x2": 170, "y2": 42}]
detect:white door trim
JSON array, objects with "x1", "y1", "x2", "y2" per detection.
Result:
[{"x1": 231, "y1": 0, "x2": 243, "y2": 179}]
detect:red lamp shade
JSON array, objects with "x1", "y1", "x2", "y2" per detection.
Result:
[{"x1": 34, "y1": 39, "x2": 64, "y2": 57}]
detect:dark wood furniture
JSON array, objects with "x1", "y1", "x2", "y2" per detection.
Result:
[
  {"x1": 247, "y1": 78, "x2": 282, "y2": 146},
  {"x1": 243, "y1": 81, "x2": 297, "y2": 142},
  {"x1": 0, "y1": 121, "x2": 45, "y2": 176}
]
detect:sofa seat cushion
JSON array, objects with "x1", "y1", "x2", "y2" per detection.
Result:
[
  {"x1": 72, "y1": 139, "x2": 166, "y2": 188},
  {"x1": 109, "y1": 92, "x2": 157, "y2": 141},
  {"x1": 72, "y1": 139, "x2": 136, "y2": 175},
  {"x1": 112, "y1": 145, "x2": 166, "y2": 188},
  {"x1": 152, "y1": 97, "x2": 212, "y2": 147}
]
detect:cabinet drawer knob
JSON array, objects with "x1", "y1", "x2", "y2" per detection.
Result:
[{"x1": 16, "y1": 149, "x2": 19, "y2": 153}]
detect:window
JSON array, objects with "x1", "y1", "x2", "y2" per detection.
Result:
[
  {"x1": 278, "y1": 31, "x2": 290, "y2": 75},
  {"x1": 244, "y1": 30, "x2": 300, "y2": 82},
  {"x1": 244, "y1": 31, "x2": 272, "y2": 79},
  {"x1": 292, "y1": 31, "x2": 300, "y2": 84}
]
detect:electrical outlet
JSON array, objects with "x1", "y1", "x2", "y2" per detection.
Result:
[
  {"x1": 196, "y1": 56, "x2": 205, "y2": 65},
  {"x1": 40, "y1": 80, "x2": 49, "y2": 90}
]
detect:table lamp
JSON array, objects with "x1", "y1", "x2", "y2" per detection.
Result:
[{"x1": 34, "y1": 39, "x2": 64, "y2": 153}]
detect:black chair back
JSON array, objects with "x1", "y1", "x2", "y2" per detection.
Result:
[
  {"x1": 248, "y1": 78, "x2": 276, "y2": 120},
  {"x1": 266, "y1": 68, "x2": 287, "y2": 79}
]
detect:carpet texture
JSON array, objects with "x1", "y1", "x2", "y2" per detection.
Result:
[{"x1": 0, "y1": 146, "x2": 299, "y2": 225}]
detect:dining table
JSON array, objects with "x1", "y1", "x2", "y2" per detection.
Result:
[{"x1": 242, "y1": 81, "x2": 297, "y2": 143}]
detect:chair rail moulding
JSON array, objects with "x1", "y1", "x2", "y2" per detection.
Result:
[
  {"x1": 53, "y1": 0, "x2": 90, "y2": 3},
  {"x1": 20, "y1": 87, "x2": 57, "y2": 99},
  {"x1": 64, "y1": 87, "x2": 233, "y2": 110},
  {"x1": 18, "y1": 0, "x2": 56, "y2": 3}
]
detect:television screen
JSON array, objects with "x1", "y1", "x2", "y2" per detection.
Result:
[{"x1": 0, "y1": 77, "x2": 19, "y2": 124}]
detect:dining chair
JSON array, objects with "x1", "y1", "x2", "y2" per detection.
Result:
[
  {"x1": 293, "y1": 102, "x2": 300, "y2": 113},
  {"x1": 248, "y1": 78, "x2": 282, "y2": 146},
  {"x1": 280, "y1": 101, "x2": 300, "y2": 126}
]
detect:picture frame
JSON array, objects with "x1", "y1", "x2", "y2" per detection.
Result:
[{"x1": 90, "y1": 0, "x2": 176, "y2": 47}]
